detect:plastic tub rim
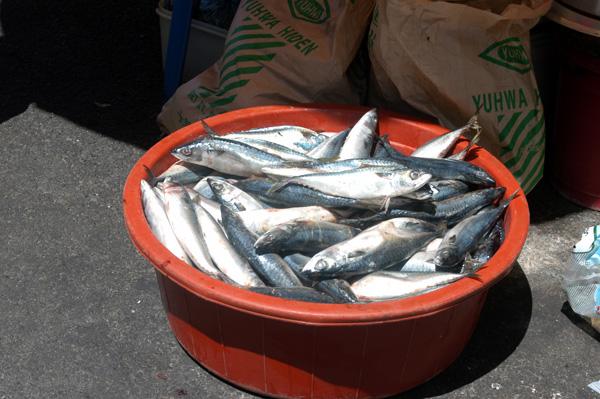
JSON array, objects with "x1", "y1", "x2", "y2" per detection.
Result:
[{"x1": 123, "y1": 103, "x2": 529, "y2": 325}]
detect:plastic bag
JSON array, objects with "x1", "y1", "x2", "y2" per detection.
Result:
[
  {"x1": 366, "y1": 0, "x2": 552, "y2": 194},
  {"x1": 562, "y1": 225, "x2": 600, "y2": 330}
]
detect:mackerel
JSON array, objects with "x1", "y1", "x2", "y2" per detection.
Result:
[
  {"x1": 234, "y1": 177, "x2": 371, "y2": 209},
  {"x1": 220, "y1": 125, "x2": 327, "y2": 152},
  {"x1": 434, "y1": 190, "x2": 518, "y2": 269},
  {"x1": 268, "y1": 167, "x2": 432, "y2": 201},
  {"x1": 192, "y1": 201, "x2": 265, "y2": 287},
  {"x1": 235, "y1": 205, "x2": 338, "y2": 235},
  {"x1": 338, "y1": 108, "x2": 378, "y2": 160},
  {"x1": 207, "y1": 178, "x2": 267, "y2": 212},
  {"x1": 379, "y1": 135, "x2": 495, "y2": 186},
  {"x1": 140, "y1": 180, "x2": 192, "y2": 266},
  {"x1": 350, "y1": 270, "x2": 474, "y2": 301},
  {"x1": 411, "y1": 114, "x2": 479, "y2": 159},
  {"x1": 170, "y1": 135, "x2": 284, "y2": 177},
  {"x1": 220, "y1": 206, "x2": 303, "y2": 287},
  {"x1": 301, "y1": 218, "x2": 441, "y2": 279},
  {"x1": 247, "y1": 286, "x2": 341, "y2": 304},
  {"x1": 162, "y1": 178, "x2": 224, "y2": 279},
  {"x1": 254, "y1": 219, "x2": 361, "y2": 255},
  {"x1": 306, "y1": 127, "x2": 351, "y2": 159}
]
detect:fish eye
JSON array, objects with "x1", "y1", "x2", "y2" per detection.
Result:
[
  {"x1": 410, "y1": 171, "x2": 420, "y2": 180},
  {"x1": 314, "y1": 259, "x2": 328, "y2": 271},
  {"x1": 181, "y1": 147, "x2": 192, "y2": 156}
]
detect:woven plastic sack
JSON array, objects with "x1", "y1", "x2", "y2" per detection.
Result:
[
  {"x1": 366, "y1": 0, "x2": 552, "y2": 194},
  {"x1": 158, "y1": 0, "x2": 375, "y2": 134}
]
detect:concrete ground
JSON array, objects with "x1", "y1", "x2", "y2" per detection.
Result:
[{"x1": 1, "y1": 1, "x2": 599, "y2": 398}]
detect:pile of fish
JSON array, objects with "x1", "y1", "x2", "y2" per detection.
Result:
[{"x1": 140, "y1": 108, "x2": 517, "y2": 304}]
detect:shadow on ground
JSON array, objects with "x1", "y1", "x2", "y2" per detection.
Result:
[{"x1": 0, "y1": 0, "x2": 166, "y2": 149}]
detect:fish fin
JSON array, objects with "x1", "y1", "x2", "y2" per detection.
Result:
[
  {"x1": 143, "y1": 164, "x2": 158, "y2": 185},
  {"x1": 462, "y1": 253, "x2": 485, "y2": 274},
  {"x1": 381, "y1": 196, "x2": 391, "y2": 213},
  {"x1": 266, "y1": 180, "x2": 289, "y2": 195},
  {"x1": 500, "y1": 189, "x2": 520, "y2": 208},
  {"x1": 200, "y1": 119, "x2": 219, "y2": 137}
]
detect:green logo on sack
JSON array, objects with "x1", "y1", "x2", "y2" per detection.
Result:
[
  {"x1": 479, "y1": 37, "x2": 532, "y2": 74},
  {"x1": 288, "y1": 0, "x2": 330, "y2": 24}
]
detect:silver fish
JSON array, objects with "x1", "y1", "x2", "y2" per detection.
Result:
[
  {"x1": 338, "y1": 108, "x2": 378, "y2": 160},
  {"x1": 247, "y1": 286, "x2": 341, "y2": 303},
  {"x1": 379, "y1": 135, "x2": 496, "y2": 186},
  {"x1": 434, "y1": 190, "x2": 517, "y2": 269},
  {"x1": 350, "y1": 270, "x2": 474, "y2": 301},
  {"x1": 207, "y1": 178, "x2": 267, "y2": 212},
  {"x1": 235, "y1": 205, "x2": 338, "y2": 235},
  {"x1": 302, "y1": 218, "x2": 441, "y2": 278},
  {"x1": 220, "y1": 125, "x2": 327, "y2": 152},
  {"x1": 411, "y1": 114, "x2": 479, "y2": 159},
  {"x1": 234, "y1": 177, "x2": 370, "y2": 209},
  {"x1": 220, "y1": 206, "x2": 303, "y2": 287},
  {"x1": 140, "y1": 180, "x2": 192, "y2": 266},
  {"x1": 447, "y1": 130, "x2": 481, "y2": 161},
  {"x1": 171, "y1": 135, "x2": 284, "y2": 177},
  {"x1": 228, "y1": 137, "x2": 317, "y2": 161},
  {"x1": 254, "y1": 219, "x2": 361, "y2": 255},
  {"x1": 192, "y1": 201, "x2": 265, "y2": 287},
  {"x1": 268, "y1": 167, "x2": 432, "y2": 201},
  {"x1": 306, "y1": 127, "x2": 351, "y2": 159},
  {"x1": 162, "y1": 178, "x2": 224, "y2": 279},
  {"x1": 148, "y1": 161, "x2": 213, "y2": 185}
]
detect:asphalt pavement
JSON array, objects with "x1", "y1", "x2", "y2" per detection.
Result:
[{"x1": 1, "y1": 1, "x2": 600, "y2": 398}]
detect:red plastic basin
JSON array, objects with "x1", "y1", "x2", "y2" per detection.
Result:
[{"x1": 123, "y1": 104, "x2": 529, "y2": 399}]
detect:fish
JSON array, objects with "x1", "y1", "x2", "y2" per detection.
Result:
[
  {"x1": 306, "y1": 127, "x2": 351, "y2": 159},
  {"x1": 170, "y1": 135, "x2": 284, "y2": 177},
  {"x1": 192, "y1": 201, "x2": 265, "y2": 287},
  {"x1": 282, "y1": 253, "x2": 359, "y2": 303},
  {"x1": 234, "y1": 177, "x2": 370, "y2": 209},
  {"x1": 217, "y1": 124, "x2": 327, "y2": 153},
  {"x1": 338, "y1": 186, "x2": 505, "y2": 230},
  {"x1": 235, "y1": 205, "x2": 338, "y2": 235},
  {"x1": 207, "y1": 178, "x2": 267, "y2": 212},
  {"x1": 228, "y1": 136, "x2": 317, "y2": 162},
  {"x1": 350, "y1": 270, "x2": 475, "y2": 301},
  {"x1": 447, "y1": 130, "x2": 481, "y2": 161},
  {"x1": 338, "y1": 108, "x2": 378, "y2": 160},
  {"x1": 246, "y1": 286, "x2": 342, "y2": 303},
  {"x1": 140, "y1": 179, "x2": 192, "y2": 266},
  {"x1": 162, "y1": 178, "x2": 224, "y2": 279},
  {"x1": 411, "y1": 114, "x2": 479, "y2": 159},
  {"x1": 434, "y1": 190, "x2": 518, "y2": 270},
  {"x1": 254, "y1": 219, "x2": 361, "y2": 255},
  {"x1": 220, "y1": 206, "x2": 304, "y2": 287},
  {"x1": 267, "y1": 167, "x2": 432, "y2": 201},
  {"x1": 426, "y1": 180, "x2": 472, "y2": 202},
  {"x1": 301, "y1": 218, "x2": 441, "y2": 279},
  {"x1": 378, "y1": 135, "x2": 496, "y2": 186},
  {"x1": 147, "y1": 161, "x2": 213, "y2": 185}
]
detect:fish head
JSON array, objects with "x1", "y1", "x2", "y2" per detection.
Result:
[
  {"x1": 301, "y1": 254, "x2": 337, "y2": 278},
  {"x1": 434, "y1": 243, "x2": 462, "y2": 269},
  {"x1": 254, "y1": 224, "x2": 295, "y2": 253},
  {"x1": 171, "y1": 141, "x2": 204, "y2": 163},
  {"x1": 393, "y1": 169, "x2": 432, "y2": 195},
  {"x1": 207, "y1": 178, "x2": 226, "y2": 195},
  {"x1": 471, "y1": 169, "x2": 496, "y2": 186}
]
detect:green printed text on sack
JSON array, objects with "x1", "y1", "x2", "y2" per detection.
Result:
[{"x1": 472, "y1": 88, "x2": 542, "y2": 114}]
